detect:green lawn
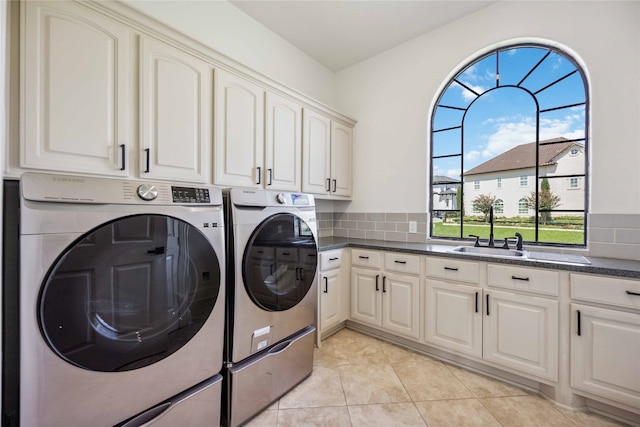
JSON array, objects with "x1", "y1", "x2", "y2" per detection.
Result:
[{"x1": 432, "y1": 222, "x2": 585, "y2": 245}]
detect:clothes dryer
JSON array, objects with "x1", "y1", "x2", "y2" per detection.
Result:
[
  {"x1": 19, "y1": 173, "x2": 225, "y2": 426},
  {"x1": 223, "y1": 188, "x2": 318, "y2": 426}
]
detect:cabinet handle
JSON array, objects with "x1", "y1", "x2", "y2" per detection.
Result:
[
  {"x1": 323, "y1": 276, "x2": 328, "y2": 293},
  {"x1": 486, "y1": 294, "x2": 490, "y2": 316},
  {"x1": 511, "y1": 275, "x2": 530, "y2": 281},
  {"x1": 626, "y1": 291, "x2": 640, "y2": 296},
  {"x1": 359, "y1": 256, "x2": 369, "y2": 259},
  {"x1": 329, "y1": 257, "x2": 339, "y2": 261},
  {"x1": 382, "y1": 276, "x2": 387, "y2": 293},
  {"x1": 475, "y1": 292, "x2": 478, "y2": 313},
  {"x1": 444, "y1": 267, "x2": 458, "y2": 271},
  {"x1": 577, "y1": 310, "x2": 581, "y2": 336},
  {"x1": 144, "y1": 148, "x2": 150, "y2": 173},
  {"x1": 326, "y1": 178, "x2": 331, "y2": 192},
  {"x1": 267, "y1": 168, "x2": 273, "y2": 186},
  {"x1": 375, "y1": 275, "x2": 379, "y2": 291},
  {"x1": 256, "y1": 167, "x2": 262, "y2": 185},
  {"x1": 120, "y1": 144, "x2": 126, "y2": 171},
  {"x1": 394, "y1": 260, "x2": 407, "y2": 264},
  {"x1": 282, "y1": 252, "x2": 290, "y2": 256},
  {"x1": 332, "y1": 179, "x2": 337, "y2": 192}
]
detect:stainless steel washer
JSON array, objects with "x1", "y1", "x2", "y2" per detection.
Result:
[
  {"x1": 223, "y1": 188, "x2": 318, "y2": 426},
  {"x1": 19, "y1": 172, "x2": 226, "y2": 426}
]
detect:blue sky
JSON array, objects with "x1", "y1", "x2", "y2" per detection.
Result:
[{"x1": 432, "y1": 47, "x2": 586, "y2": 180}]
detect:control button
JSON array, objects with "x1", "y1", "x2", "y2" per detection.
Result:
[
  {"x1": 276, "y1": 193, "x2": 286, "y2": 204},
  {"x1": 137, "y1": 184, "x2": 158, "y2": 201}
]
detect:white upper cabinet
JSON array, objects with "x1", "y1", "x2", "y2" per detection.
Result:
[
  {"x1": 302, "y1": 109, "x2": 353, "y2": 198},
  {"x1": 214, "y1": 70, "x2": 265, "y2": 188},
  {"x1": 264, "y1": 92, "x2": 302, "y2": 192},
  {"x1": 139, "y1": 36, "x2": 213, "y2": 183},
  {"x1": 22, "y1": 1, "x2": 131, "y2": 176}
]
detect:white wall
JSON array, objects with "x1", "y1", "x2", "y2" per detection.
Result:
[
  {"x1": 123, "y1": 0, "x2": 337, "y2": 107},
  {"x1": 335, "y1": 1, "x2": 640, "y2": 215}
]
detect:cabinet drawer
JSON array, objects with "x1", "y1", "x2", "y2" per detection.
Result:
[
  {"x1": 425, "y1": 257, "x2": 480, "y2": 284},
  {"x1": 319, "y1": 249, "x2": 343, "y2": 271},
  {"x1": 351, "y1": 249, "x2": 382, "y2": 269},
  {"x1": 384, "y1": 252, "x2": 420, "y2": 275},
  {"x1": 571, "y1": 274, "x2": 640, "y2": 310},
  {"x1": 488, "y1": 264, "x2": 558, "y2": 296}
]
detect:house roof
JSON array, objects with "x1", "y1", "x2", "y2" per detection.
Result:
[
  {"x1": 464, "y1": 137, "x2": 580, "y2": 176},
  {"x1": 433, "y1": 175, "x2": 460, "y2": 185}
]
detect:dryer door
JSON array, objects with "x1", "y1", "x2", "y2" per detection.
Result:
[
  {"x1": 242, "y1": 213, "x2": 317, "y2": 311},
  {"x1": 39, "y1": 214, "x2": 221, "y2": 372}
]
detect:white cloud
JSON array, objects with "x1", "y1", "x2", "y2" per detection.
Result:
[
  {"x1": 457, "y1": 81, "x2": 485, "y2": 102},
  {"x1": 465, "y1": 150, "x2": 481, "y2": 162},
  {"x1": 447, "y1": 168, "x2": 462, "y2": 179}
]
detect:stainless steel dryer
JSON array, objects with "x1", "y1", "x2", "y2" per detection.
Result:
[
  {"x1": 19, "y1": 172, "x2": 225, "y2": 427},
  {"x1": 223, "y1": 188, "x2": 318, "y2": 427}
]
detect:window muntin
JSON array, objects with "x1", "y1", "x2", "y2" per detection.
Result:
[{"x1": 430, "y1": 43, "x2": 588, "y2": 246}]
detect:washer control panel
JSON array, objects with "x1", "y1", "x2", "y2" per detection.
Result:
[
  {"x1": 136, "y1": 184, "x2": 158, "y2": 201},
  {"x1": 171, "y1": 186, "x2": 211, "y2": 203}
]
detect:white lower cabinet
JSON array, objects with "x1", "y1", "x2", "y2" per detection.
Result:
[
  {"x1": 319, "y1": 249, "x2": 346, "y2": 336},
  {"x1": 483, "y1": 289, "x2": 558, "y2": 381},
  {"x1": 351, "y1": 251, "x2": 420, "y2": 340}
]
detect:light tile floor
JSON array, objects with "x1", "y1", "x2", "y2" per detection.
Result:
[{"x1": 245, "y1": 328, "x2": 630, "y2": 427}]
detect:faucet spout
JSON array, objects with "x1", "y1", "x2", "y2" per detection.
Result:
[{"x1": 488, "y1": 205, "x2": 495, "y2": 248}]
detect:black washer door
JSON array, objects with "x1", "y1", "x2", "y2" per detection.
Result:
[
  {"x1": 242, "y1": 213, "x2": 317, "y2": 311},
  {"x1": 39, "y1": 214, "x2": 220, "y2": 372}
]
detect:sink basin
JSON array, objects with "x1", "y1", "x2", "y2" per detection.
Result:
[{"x1": 450, "y1": 246, "x2": 527, "y2": 258}]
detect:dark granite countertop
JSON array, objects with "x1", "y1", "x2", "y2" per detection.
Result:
[{"x1": 318, "y1": 237, "x2": 640, "y2": 279}]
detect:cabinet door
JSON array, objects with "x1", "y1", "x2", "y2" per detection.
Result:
[
  {"x1": 320, "y1": 269, "x2": 341, "y2": 333},
  {"x1": 302, "y1": 109, "x2": 331, "y2": 195},
  {"x1": 330, "y1": 122, "x2": 353, "y2": 197},
  {"x1": 265, "y1": 92, "x2": 302, "y2": 192},
  {"x1": 382, "y1": 272, "x2": 420, "y2": 339},
  {"x1": 214, "y1": 70, "x2": 264, "y2": 187},
  {"x1": 425, "y1": 279, "x2": 482, "y2": 358},
  {"x1": 22, "y1": 1, "x2": 130, "y2": 176},
  {"x1": 483, "y1": 289, "x2": 558, "y2": 381},
  {"x1": 571, "y1": 304, "x2": 640, "y2": 408},
  {"x1": 140, "y1": 36, "x2": 212, "y2": 183},
  {"x1": 350, "y1": 267, "x2": 381, "y2": 327}
]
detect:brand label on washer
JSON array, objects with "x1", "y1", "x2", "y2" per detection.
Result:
[{"x1": 253, "y1": 326, "x2": 271, "y2": 337}]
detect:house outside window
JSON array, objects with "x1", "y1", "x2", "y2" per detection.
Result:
[{"x1": 429, "y1": 43, "x2": 588, "y2": 246}]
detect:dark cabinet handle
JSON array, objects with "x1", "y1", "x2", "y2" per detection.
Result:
[
  {"x1": 268, "y1": 168, "x2": 273, "y2": 186},
  {"x1": 332, "y1": 179, "x2": 337, "y2": 192},
  {"x1": 375, "y1": 275, "x2": 379, "y2": 291},
  {"x1": 326, "y1": 178, "x2": 331, "y2": 192},
  {"x1": 120, "y1": 144, "x2": 126, "y2": 171},
  {"x1": 394, "y1": 260, "x2": 407, "y2": 264},
  {"x1": 511, "y1": 275, "x2": 530, "y2": 281},
  {"x1": 444, "y1": 267, "x2": 458, "y2": 271},
  {"x1": 382, "y1": 276, "x2": 387, "y2": 293},
  {"x1": 323, "y1": 277, "x2": 328, "y2": 293},
  {"x1": 359, "y1": 256, "x2": 369, "y2": 259},
  {"x1": 475, "y1": 292, "x2": 478, "y2": 313},
  {"x1": 626, "y1": 291, "x2": 640, "y2": 296},
  {"x1": 486, "y1": 294, "x2": 490, "y2": 316},
  {"x1": 144, "y1": 148, "x2": 150, "y2": 173},
  {"x1": 256, "y1": 167, "x2": 262, "y2": 185},
  {"x1": 147, "y1": 246, "x2": 165, "y2": 255},
  {"x1": 577, "y1": 310, "x2": 581, "y2": 336},
  {"x1": 282, "y1": 252, "x2": 290, "y2": 256},
  {"x1": 329, "y1": 257, "x2": 339, "y2": 261}
]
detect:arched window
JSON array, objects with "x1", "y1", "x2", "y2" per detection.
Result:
[
  {"x1": 430, "y1": 43, "x2": 588, "y2": 246},
  {"x1": 495, "y1": 199, "x2": 504, "y2": 215}
]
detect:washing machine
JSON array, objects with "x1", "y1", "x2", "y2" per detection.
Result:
[
  {"x1": 223, "y1": 188, "x2": 318, "y2": 426},
  {"x1": 19, "y1": 172, "x2": 225, "y2": 427}
]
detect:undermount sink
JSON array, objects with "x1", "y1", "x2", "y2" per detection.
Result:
[{"x1": 450, "y1": 246, "x2": 527, "y2": 258}]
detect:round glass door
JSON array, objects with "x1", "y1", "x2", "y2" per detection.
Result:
[
  {"x1": 242, "y1": 213, "x2": 317, "y2": 311},
  {"x1": 39, "y1": 214, "x2": 221, "y2": 372}
]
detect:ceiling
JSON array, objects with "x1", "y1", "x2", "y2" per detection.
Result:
[{"x1": 229, "y1": 0, "x2": 497, "y2": 72}]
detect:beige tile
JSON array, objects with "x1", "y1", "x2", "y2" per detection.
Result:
[
  {"x1": 314, "y1": 342, "x2": 351, "y2": 368},
  {"x1": 555, "y1": 407, "x2": 629, "y2": 426},
  {"x1": 277, "y1": 406, "x2": 352, "y2": 427},
  {"x1": 243, "y1": 409, "x2": 278, "y2": 427},
  {"x1": 349, "y1": 402, "x2": 426, "y2": 427},
  {"x1": 447, "y1": 365, "x2": 530, "y2": 398},
  {"x1": 393, "y1": 358, "x2": 474, "y2": 401},
  {"x1": 480, "y1": 395, "x2": 575, "y2": 427},
  {"x1": 415, "y1": 399, "x2": 501, "y2": 427},
  {"x1": 339, "y1": 363, "x2": 411, "y2": 405},
  {"x1": 378, "y1": 340, "x2": 430, "y2": 364},
  {"x1": 279, "y1": 366, "x2": 346, "y2": 409}
]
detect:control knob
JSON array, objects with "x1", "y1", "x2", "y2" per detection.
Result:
[
  {"x1": 137, "y1": 184, "x2": 158, "y2": 201},
  {"x1": 275, "y1": 193, "x2": 286, "y2": 204}
]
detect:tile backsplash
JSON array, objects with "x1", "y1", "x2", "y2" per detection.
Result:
[{"x1": 317, "y1": 212, "x2": 640, "y2": 261}]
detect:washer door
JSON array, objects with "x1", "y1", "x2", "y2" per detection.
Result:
[
  {"x1": 39, "y1": 214, "x2": 221, "y2": 372},
  {"x1": 242, "y1": 213, "x2": 317, "y2": 311}
]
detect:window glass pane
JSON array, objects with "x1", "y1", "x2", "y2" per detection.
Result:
[
  {"x1": 438, "y1": 81, "x2": 475, "y2": 110},
  {"x1": 433, "y1": 106, "x2": 464, "y2": 131},
  {"x1": 536, "y1": 72, "x2": 586, "y2": 111},
  {"x1": 431, "y1": 212, "x2": 461, "y2": 238},
  {"x1": 521, "y1": 51, "x2": 579, "y2": 94},
  {"x1": 458, "y1": 53, "x2": 497, "y2": 97},
  {"x1": 432, "y1": 157, "x2": 461, "y2": 185},
  {"x1": 498, "y1": 47, "x2": 548, "y2": 87},
  {"x1": 539, "y1": 105, "x2": 586, "y2": 140},
  {"x1": 432, "y1": 128, "x2": 462, "y2": 157},
  {"x1": 538, "y1": 142, "x2": 585, "y2": 178},
  {"x1": 538, "y1": 213, "x2": 585, "y2": 245},
  {"x1": 539, "y1": 176, "x2": 585, "y2": 211}
]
